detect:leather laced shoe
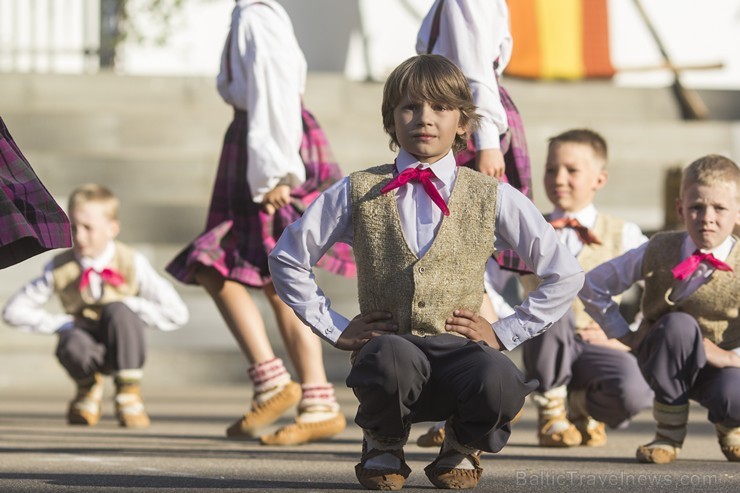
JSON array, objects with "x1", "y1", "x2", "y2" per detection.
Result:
[
  {"x1": 417, "y1": 425, "x2": 445, "y2": 448},
  {"x1": 67, "y1": 373, "x2": 104, "y2": 426},
  {"x1": 226, "y1": 381, "x2": 301, "y2": 439},
  {"x1": 114, "y1": 382, "x2": 151, "y2": 428},
  {"x1": 260, "y1": 412, "x2": 346, "y2": 445},
  {"x1": 424, "y1": 448, "x2": 482, "y2": 489},
  {"x1": 636, "y1": 438, "x2": 681, "y2": 464},
  {"x1": 572, "y1": 416, "x2": 607, "y2": 447},
  {"x1": 355, "y1": 440, "x2": 411, "y2": 491}
]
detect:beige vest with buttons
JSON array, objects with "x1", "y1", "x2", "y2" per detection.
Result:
[
  {"x1": 520, "y1": 213, "x2": 624, "y2": 332},
  {"x1": 51, "y1": 241, "x2": 140, "y2": 322},
  {"x1": 350, "y1": 164, "x2": 497, "y2": 337},
  {"x1": 639, "y1": 232, "x2": 739, "y2": 350}
]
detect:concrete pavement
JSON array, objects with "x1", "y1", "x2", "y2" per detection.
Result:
[{"x1": 2, "y1": 383, "x2": 739, "y2": 493}]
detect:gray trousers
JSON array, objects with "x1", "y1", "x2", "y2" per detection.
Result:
[
  {"x1": 522, "y1": 311, "x2": 653, "y2": 428},
  {"x1": 346, "y1": 333, "x2": 537, "y2": 453},
  {"x1": 638, "y1": 312, "x2": 740, "y2": 428},
  {"x1": 55, "y1": 302, "x2": 146, "y2": 382}
]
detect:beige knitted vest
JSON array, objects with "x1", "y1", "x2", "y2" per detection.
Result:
[
  {"x1": 640, "y1": 232, "x2": 739, "y2": 350},
  {"x1": 520, "y1": 213, "x2": 624, "y2": 331},
  {"x1": 52, "y1": 241, "x2": 140, "y2": 322},
  {"x1": 350, "y1": 164, "x2": 497, "y2": 336}
]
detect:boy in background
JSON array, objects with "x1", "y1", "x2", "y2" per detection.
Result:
[
  {"x1": 3, "y1": 184, "x2": 189, "y2": 428},
  {"x1": 580, "y1": 154, "x2": 740, "y2": 463},
  {"x1": 519, "y1": 129, "x2": 653, "y2": 447}
]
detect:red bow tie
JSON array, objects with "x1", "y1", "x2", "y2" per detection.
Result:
[
  {"x1": 550, "y1": 217, "x2": 601, "y2": 245},
  {"x1": 79, "y1": 267, "x2": 125, "y2": 292},
  {"x1": 671, "y1": 250, "x2": 733, "y2": 281},
  {"x1": 549, "y1": 217, "x2": 601, "y2": 245},
  {"x1": 380, "y1": 165, "x2": 450, "y2": 216}
]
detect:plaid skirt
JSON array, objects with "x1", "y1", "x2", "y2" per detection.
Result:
[
  {"x1": 455, "y1": 85, "x2": 532, "y2": 199},
  {"x1": 166, "y1": 108, "x2": 355, "y2": 288},
  {"x1": 0, "y1": 117, "x2": 71, "y2": 269},
  {"x1": 455, "y1": 86, "x2": 533, "y2": 274}
]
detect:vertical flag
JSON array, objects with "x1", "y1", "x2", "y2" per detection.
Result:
[{"x1": 505, "y1": 0, "x2": 615, "y2": 79}]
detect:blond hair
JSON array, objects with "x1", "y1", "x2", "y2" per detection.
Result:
[
  {"x1": 381, "y1": 54, "x2": 480, "y2": 154},
  {"x1": 68, "y1": 183, "x2": 120, "y2": 220},
  {"x1": 680, "y1": 154, "x2": 740, "y2": 198},
  {"x1": 548, "y1": 128, "x2": 608, "y2": 166}
]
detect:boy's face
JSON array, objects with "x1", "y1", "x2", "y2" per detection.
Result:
[
  {"x1": 677, "y1": 181, "x2": 740, "y2": 250},
  {"x1": 544, "y1": 142, "x2": 607, "y2": 213},
  {"x1": 390, "y1": 94, "x2": 466, "y2": 164},
  {"x1": 70, "y1": 202, "x2": 120, "y2": 259}
]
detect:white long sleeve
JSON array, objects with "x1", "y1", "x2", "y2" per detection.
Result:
[
  {"x1": 216, "y1": 0, "x2": 306, "y2": 203},
  {"x1": 2, "y1": 246, "x2": 189, "y2": 334},
  {"x1": 579, "y1": 234, "x2": 737, "y2": 339},
  {"x1": 269, "y1": 154, "x2": 583, "y2": 349},
  {"x1": 2, "y1": 264, "x2": 74, "y2": 334},
  {"x1": 417, "y1": 0, "x2": 511, "y2": 149}
]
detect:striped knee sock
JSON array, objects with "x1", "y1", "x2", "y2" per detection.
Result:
[
  {"x1": 248, "y1": 358, "x2": 291, "y2": 404},
  {"x1": 298, "y1": 383, "x2": 339, "y2": 423}
]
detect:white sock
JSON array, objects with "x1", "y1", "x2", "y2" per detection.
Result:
[
  {"x1": 298, "y1": 384, "x2": 339, "y2": 423},
  {"x1": 436, "y1": 425, "x2": 478, "y2": 470},
  {"x1": 363, "y1": 430, "x2": 405, "y2": 471},
  {"x1": 248, "y1": 358, "x2": 291, "y2": 405}
]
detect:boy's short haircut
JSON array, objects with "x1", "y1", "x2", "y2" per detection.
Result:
[
  {"x1": 681, "y1": 154, "x2": 740, "y2": 197},
  {"x1": 68, "y1": 183, "x2": 120, "y2": 220},
  {"x1": 548, "y1": 128, "x2": 608, "y2": 164},
  {"x1": 381, "y1": 54, "x2": 481, "y2": 154}
]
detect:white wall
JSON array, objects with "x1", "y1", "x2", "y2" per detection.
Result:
[{"x1": 2, "y1": 0, "x2": 739, "y2": 89}]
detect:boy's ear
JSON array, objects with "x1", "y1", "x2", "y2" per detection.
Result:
[
  {"x1": 108, "y1": 219, "x2": 121, "y2": 240},
  {"x1": 675, "y1": 197, "x2": 685, "y2": 222},
  {"x1": 594, "y1": 169, "x2": 608, "y2": 190}
]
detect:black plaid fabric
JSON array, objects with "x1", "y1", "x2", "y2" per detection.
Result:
[{"x1": 0, "y1": 117, "x2": 71, "y2": 268}]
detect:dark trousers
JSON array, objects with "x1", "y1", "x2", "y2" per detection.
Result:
[
  {"x1": 55, "y1": 302, "x2": 146, "y2": 382},
  {"x1": 522, "y1": 311, "x2": 653, "y2": 428},
  {"x1": 638, "y1": 312, "x2": 740, "y2": 428},
  {"x1": 346, "y1": 333, "x2": 537, "y2": 453}
]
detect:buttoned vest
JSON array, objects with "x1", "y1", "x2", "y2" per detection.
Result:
[
  {"x1": 640, "y1": 232, "x2": 739, "y2": 350},
  {"x1": 52, "y1": 241, "x2": 140, "y2": 322},
  {"x1": 350, "y1": 164, "x2": 497, "y2": 336}
]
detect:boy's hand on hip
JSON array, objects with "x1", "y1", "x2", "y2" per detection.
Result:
[
  {"x1": 475, "y1": 149, "x2": 505, "y2": 178},
  {"x1": 446, "y1": 309, "x2": 502, "y2": 350},
  {"x1": 262, "y1": 184, "x2": 292, "y2": 215},
  {"x1": 335, "y1": 312, "x2": 398, "y2": 351}
]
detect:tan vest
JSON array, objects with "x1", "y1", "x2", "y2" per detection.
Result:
[
  {"x1": 52, "y1": 241, "x2": 140, "y2": 322},
  {"x1": 350, "y1": 164, "x2": 497, "y2": 337},
  {"x1": 640, "y1": 232, "x2": 739, "y2": 350},
  {"x1": 520, "y1": 213, "x2": 624, "y2": 331}
]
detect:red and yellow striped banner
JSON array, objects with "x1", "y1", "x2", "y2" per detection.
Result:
[{"x1": 505, "y1": 0, "x2": 615, "y2": 80}]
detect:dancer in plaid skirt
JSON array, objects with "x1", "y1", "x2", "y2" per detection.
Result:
[
  {"x1": 166, "y1": 0, "x2": 354, "y2": 446},
  {"x1": 0, "y1": 116, "x2": 71, "y2": 268}
]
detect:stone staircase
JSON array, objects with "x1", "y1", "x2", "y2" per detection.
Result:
[{"x1": 0, "y1": 71, "x2": 738, "y2": 387}]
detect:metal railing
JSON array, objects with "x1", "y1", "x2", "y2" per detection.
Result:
[{"x1": 0, "y1": 0, "x2": 101, "y2": 73}]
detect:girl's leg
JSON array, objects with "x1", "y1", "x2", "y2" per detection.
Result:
[
  {"x1": 195, "y1": 266, "x2": 300, "y2": 437},
  {"x1": 259, "y1": 282, "x2": 345, "y2": 446},
  {"x1": 195, "y1": 266, "x2": 274, "y2": 364},
  {"x1": 264, "y1": 282, "x2": 326, "y2": 384}
]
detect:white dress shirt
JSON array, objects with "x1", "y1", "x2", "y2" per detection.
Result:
[
  {"x1": 580, "y1": 233, "x2": 737, "y2": 340},
  {"x1": 2, "y1": 241, "x2": 189, "y2": 334},
  {"x1": 549, "y1": 205, "x2": 649, "y2": 257},
  {"x1": 417, "y1": 0, "x2": 512, "y2": 150},
  {"x1": 269, "y1": 149, "x2": 584, "y2": 350},
  {"x1": 216, "y1": 0, "x2": 307, "y2": 203}
]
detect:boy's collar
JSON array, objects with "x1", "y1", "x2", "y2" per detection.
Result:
[
  {"x1": 551, "y1": 204, "x2": 597, "y2": 228},
  {"x1": 682, "y1": 234, "x2": 736, "y2": 261},
  {"x1": 77, "y1": 241, "x2": 116, "y2": 270},
  {"x1": 395, "y1": 148, "x2": 456, "y2": 184}
]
